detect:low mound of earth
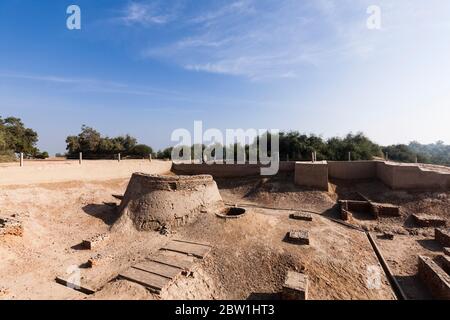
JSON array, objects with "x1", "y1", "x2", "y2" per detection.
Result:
[
  {"x1": 216, "y1": 173, "x2": 336, "y2": 212},
  {"x1": 114, "y1": 173, "x2": 223, "y2": 232}
]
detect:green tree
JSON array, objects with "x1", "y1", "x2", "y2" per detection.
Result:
[
  {"x1": 65, "y1": 125, "x2": 147, "y2": 159},
  {"x1": 130, "y1": 144, "x2": 153, "y2": 158},
  {"x1": 0, "y1": 116, "x2": 46, "y2": 161},
  {"x1": 1, "y1": 117, "x2": 38, "y2": 155},
  {"x1": 157, "y1": 147, "x2": 173, "y2": 159}
]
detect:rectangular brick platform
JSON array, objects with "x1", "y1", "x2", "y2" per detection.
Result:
[
  {"x1": 413, "y1": 214, "x2": 446, "y2": 228},
  {"x1": 418, "y1": 255, "x2": 450, "y2": 300},
  {"x1": 282, "y1": 270, "x2": 308, "y2": 300},
  {"x1": 290, "y1": 212, "x2": 313, "y2": 222},
  {"x1": 371, "y1": 202, "x2": 401, "y2": 217},
  {"x1": 287, "y1": 230, "x2": 310, "y2": 245}
]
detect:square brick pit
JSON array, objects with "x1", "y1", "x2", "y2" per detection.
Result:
[{"x1": 287, "y1": 230, "x2": 310, "y2": 245}]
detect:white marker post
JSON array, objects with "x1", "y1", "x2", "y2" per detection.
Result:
[
  {"x1": 348, "y1": 152, "x2": 351, "y2": 162},
  {"x1": 312, "y1": 152, "x2": 315, "y2": 163},
  {"x1": 20, "y1": 152, "x2": 24, "y2": 167},
  {"x1": 79, "y1": 152, "x2": 82, "y2": 165},
  {"x1": 149, "y1": 154, "x2": 152, "y2": 162},
  {"x1": 118, "y1": 153, "x2": 121, "y2": 162}
]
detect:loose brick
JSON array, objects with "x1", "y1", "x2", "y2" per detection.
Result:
[
  {"x1": 380, "y1": 232, "x2": 394, "y2": 240},
  {"x1": 87, "y1": 253, "x2": 113, "y2": 268},
  {"x1": 0, "y1": 216, "x2": 23, "y2": 237},
  {"x1": 82, "y1": 233, "x2": 110, "y2": 250}
]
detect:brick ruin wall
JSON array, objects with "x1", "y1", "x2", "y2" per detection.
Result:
[{"x1": 171, "y1": 160, "x2": 450, "y2": 191}]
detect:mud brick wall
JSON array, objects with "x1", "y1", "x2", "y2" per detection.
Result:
[
  {"x1": 436, "y1": 229, "x2": 450, "y2": 247},
  {"x1": 377, "y1": 162, "x2": 450, "y2": 190},
  {"x1": 172, "y1": 161, "x2": 295, "y2": 178},
  {"x1": 418, "y1": 255, "x2": 450, "y2": 300},
  {"x1": 328, "y1": 161, "x2": 377, "y2": 180},
  {"x1": 294, "y1": 161, "x2": 329, "y2": 191}
]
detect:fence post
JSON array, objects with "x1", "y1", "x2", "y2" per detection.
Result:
[
  {"x1": 20, "y1": 152, "x2": 24, "y2": 167},
  {"x1": 79, "y1": 152, "x2": 82, "y2": 165},
  {"x1": 348, "y1": 152, "x2": 351, "y2": 162}
]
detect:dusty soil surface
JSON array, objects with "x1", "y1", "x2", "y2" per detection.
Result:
[
  {"x1": 0, "y1": 170, "x2": 448, "y2": 300},
  {"x1": 0, "y1": 160, "x2": 172, "y2": 186},
  {"x1": 329, "y1": 178, "x2": 450, "y2": 299}
]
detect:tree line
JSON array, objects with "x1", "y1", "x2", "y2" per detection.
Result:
[
  {"x1": 1, "y1": 116, "x2": 449, "y2": 166},
  {"x1": 0, "y1": 116, "x2": 48, "y2": 161},
  {"x1": 65, "y1": 125, "x2": 153, "y2": 159},
  {"x1": 154, "y1": 131, "x2": 450, "y2": 165}
]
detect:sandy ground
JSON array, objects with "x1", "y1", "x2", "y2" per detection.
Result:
[
  {"x1": 0, "y1": 160, "x2": 172, "y2": 186},
  {"x1": 0, "y1": 165, "x2": 448, "y2": 300}
]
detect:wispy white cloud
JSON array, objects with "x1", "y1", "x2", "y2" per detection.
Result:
[
  {"x1": 0, "y1": 72, "x2": 179, "y2": 97},
  {"x1": 0, "y1": 71, "x2": 277, "y2": 108},
  {"x1": 189, "y1": 0, "x2": 256, "y2": 25},
  {"x1": 142, "y1": 0, "x2": 354, "y2": 80},
  {"x1": 132, "y1": 0, "x2": 450, "y2": 80},
  {"x1": 118, "y1": 1, "x2": 177, "y2": 26}
]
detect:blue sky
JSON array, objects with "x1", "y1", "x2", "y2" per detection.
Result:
[{"x1": 1, "y1": 0, "x2": 450, "y2": 154}]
